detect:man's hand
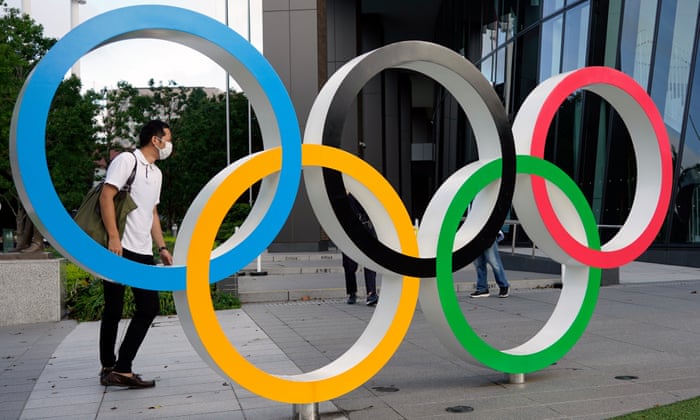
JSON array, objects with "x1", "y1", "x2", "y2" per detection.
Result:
[
  {"x1": 159, "y1": 248, "x2": 173, "y2": 266},
  {"x1": 107, "y1": 235, "x2": 123, "y2": 256}
]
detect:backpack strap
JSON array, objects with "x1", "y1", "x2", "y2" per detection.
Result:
[{"x1": 122, "y1": 152, "x2": 138, "y2": 192}]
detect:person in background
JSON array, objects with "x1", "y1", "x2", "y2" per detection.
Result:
[
  {"x1": 343, "y1": 193, "x2": 379, "y2": 306},
  {"x1": 470, "y1": 230, "x2": 510, "y2": 298},
  {"x1": 98, "y1": 120, "x2": 174, "y2": 389}
]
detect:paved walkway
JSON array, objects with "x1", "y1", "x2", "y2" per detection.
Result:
[{"x1": 2, "y1": 253, "x2": 700, "y2": 419}]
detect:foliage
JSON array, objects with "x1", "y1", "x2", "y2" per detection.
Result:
[
  {"x1": 611, "y1": 396, "x2": 700, "y2": 419},
  {"x1": 64, "y1": 261, "x2": 240, "y2": 322},
  {"x1": 0, "y1": 1, "x2": 56, "y2": 219},
  {"x1": 96, "y1": 81, "x2": 142, "y2": 164},
  {"x1": 46, "y1": 76, "x2": 100, "y2": 211},
  {"x1": 158, "y1": 88, "x2": 256, "y2": 229},
  {"x1": 217, "y1": 203, "x2": 252, "y2": 242},
  {"x1": 95, "y1": 79, "x2": 192, "y2": 167}
]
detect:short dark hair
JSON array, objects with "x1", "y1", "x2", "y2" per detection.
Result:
[{"x1": 138, "y1": 120, "x2": 170, "y2": 147}]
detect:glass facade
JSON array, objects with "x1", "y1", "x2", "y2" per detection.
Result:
[{"x1": 426, "y1": 0, "x2": 700, "y2": 257}]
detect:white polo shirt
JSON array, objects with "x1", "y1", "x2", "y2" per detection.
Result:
[{"x1": 104, "y1": 149, "x2": 162, "y2": 255}]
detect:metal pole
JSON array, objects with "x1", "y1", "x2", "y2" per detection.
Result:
[
  {"x1": 21, "y1": 0, "x2": 30, "y2": 15},
  {"x1": 224, "y1": 0, "x2": 231, "y2": 166},
  {"x1": 70, "y1": 0, "x2": 86, "y2": 77},
  {"x1": 509, "y1": 373, "x2": 525, "y2": 384},
  {"x1": 247, "y1": 0, "x2": 253, "y2": 205},
  {"x1": 293, "y1": 403, "x2": 320, "y2": 419}
]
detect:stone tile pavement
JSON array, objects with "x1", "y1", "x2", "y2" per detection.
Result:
[{"x1": 2, "y1": 257, "x2": 700, "y2": 419}]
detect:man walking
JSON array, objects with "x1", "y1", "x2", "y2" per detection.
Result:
[{"x1": 98, "y1": 120, "x2": 174, "y2": 388}]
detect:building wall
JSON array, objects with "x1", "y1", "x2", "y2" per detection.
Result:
[
  {"x1": 263, "y1": 0, "x2": 700, "y2": 263},
  {"x1": 263, "y1": 0, "x2": 322, "y2": 250},
  {"x1": 264, "y1": 0, "x2": 362, "y2": 251}
]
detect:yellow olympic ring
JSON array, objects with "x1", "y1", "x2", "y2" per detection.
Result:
[{"x1": 175, "y1": 144, "x2": 419, "y2": 403}]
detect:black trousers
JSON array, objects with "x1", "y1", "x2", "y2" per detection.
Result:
[
  {"x1": 342, "y1": 253, "x2": 377, "y2": 296},
  {"x1": 99, "y1": 249, "x2": 159, "y2": 373}
]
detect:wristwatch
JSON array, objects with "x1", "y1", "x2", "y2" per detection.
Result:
[{"x1": 158, "y1": 246, "x2": 168, "y2": 252}]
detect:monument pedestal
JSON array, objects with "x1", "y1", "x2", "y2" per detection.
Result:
[{"x1": 0, "y1": 253, "x2": 65, "y2": 326}]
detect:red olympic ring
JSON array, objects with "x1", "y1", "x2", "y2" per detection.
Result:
[{"x1": 526, "y1": 67, "x2": 672, "y2": 268}]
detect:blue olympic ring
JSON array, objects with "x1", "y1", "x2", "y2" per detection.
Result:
[{"x1": 10, "y1": 6, "x2": 301, "y2": 291}]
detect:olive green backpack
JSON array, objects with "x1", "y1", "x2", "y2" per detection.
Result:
[{"x1": 73, "y1": 153, "x2": 137, "y2": 247}]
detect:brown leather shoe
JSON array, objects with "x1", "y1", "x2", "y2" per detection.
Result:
[
  {"x1": 102, "y1": 371, "x2": 155, "y2": 389},
  {"x1": 99, "y1": 367, "x2": 113, "y2": 386}
]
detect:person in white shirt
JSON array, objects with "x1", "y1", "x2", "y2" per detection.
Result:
[{"x1": 98, "y1": 120, "x2": 174, "y2": 389}]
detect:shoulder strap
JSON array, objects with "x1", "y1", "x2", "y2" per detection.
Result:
[{"x1": 123, "y1": 152, "x2": 138, "y2": 192}]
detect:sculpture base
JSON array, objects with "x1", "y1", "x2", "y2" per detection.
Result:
[
  {"x1": 0, "y1": 258, "x2": 65, "y2": 326},
  {"x1": 0, "y1": 251, "x2": 52, "y2": 260}
]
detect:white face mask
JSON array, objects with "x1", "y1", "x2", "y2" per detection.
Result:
[{"x1": 157, "y1": 140, "x2": 173, "y2": 160}]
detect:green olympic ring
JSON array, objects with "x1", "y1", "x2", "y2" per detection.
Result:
[{"x1": 436, "y1": 155, "x2": 601, "y2": 373}]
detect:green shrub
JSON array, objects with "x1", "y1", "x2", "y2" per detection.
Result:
[
  {"x1": 216, "y1": 203, "x2": 251, "y2": 242},
  {"x1": 63, "y1": 262, "x2": 240, "y2": 322}
]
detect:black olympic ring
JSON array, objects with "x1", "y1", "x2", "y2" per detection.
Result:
[{"x1": 316, "y1": 41, "x2": 515, "y2": 277}]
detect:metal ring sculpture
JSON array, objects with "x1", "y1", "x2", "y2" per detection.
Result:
[{"x1": 10, "y1": 6, "x2": 671, "y2": 404}]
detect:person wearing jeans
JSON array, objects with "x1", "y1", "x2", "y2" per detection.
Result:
[{"x1": 470, "y1": 231, "x2": 509, "y2": 298}]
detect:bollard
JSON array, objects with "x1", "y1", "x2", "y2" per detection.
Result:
[
  {"x1": 508, "y1": 373, "x2": 525, "y2": 384},
  {"x1": 293, "y1": 403, "x2": 319, "y2": 420}
]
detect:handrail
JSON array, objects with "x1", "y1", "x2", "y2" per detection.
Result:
[{"x1": 502, "y1": 219, "x2": 622, "y2": 256}]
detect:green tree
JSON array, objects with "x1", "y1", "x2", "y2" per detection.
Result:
[
  {"x1": 46, "y1": 76, "x2": 100, "y2": 212},
  {"x1": 158, "y1": 88, "x2": 257, "y2": 236},
  {"x1": 147, "y1": 78, "x2": 190, "y2": 123},
  {"x1": 96, "y1": 81, "x2": 142, "y2": 166},
  {"x1": 96, "y1": 80, "x2": 190, "y2": 167},
  {"x1": 0, "y1": 1, "x2": 56, "y2": 226}
]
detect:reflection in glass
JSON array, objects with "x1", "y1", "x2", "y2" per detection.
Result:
[
  {"x1": 562, "y1": 3, "x2": 589, "y2": 72},
  {"x1": 482, "y1": 21, "x2": 497, "y2": 58},
  {"x1": 481, "y1": 13, "x2": 515, "y2": 59},
  {"x1": 662, "y1": 1, "x2": 698, "y2": 134},
  {"x1": 651, "y1": 1, "x2": 698, "y2": 135},
  {"x1": 620, "y1": 0, "x2": 657, "y2": 88},
  {"x1": 540, "y1": 15, "x2": 563, "y2": 81},
  {"x1": 514, "y1": 28, "x2": 540, "y2": 110},
  {"x1": 675, "y1": 17, "x2": 700, "y2": 243},
  {"x1": 543, "y1": 0, "x2": 565, "y2": 18},
  {"x1": 651, "y1": 0, "x2": 699, "y2": 244}
]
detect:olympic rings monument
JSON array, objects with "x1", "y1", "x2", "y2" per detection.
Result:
[{"x1": 10, "y1": 5, "x2": 671, "y2": 413}]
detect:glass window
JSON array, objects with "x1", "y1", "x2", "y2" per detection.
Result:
[
  {"x1": 542, "y1": 0, "x2": 565, "y2": 18},
  {"x1": 481, "y1": 14, "x2": 510, "y2": 54},
  {"x1": 519, "y1": 0, "x2": 542, "y2": 29},
  {"x1": 496, "y1": 44, "x2": 506, "y2": 86},
  {"x1": 540, "y1": 14, "x2": 563, "y2": 81},
  {"x1": 482, "y1": 21, "x2": 498, "y2": 58},
  {"x1": 674, "y1": 31, "x2": 700, "y2": 243},
  {"x1": 663, "y1": 2, "x2": 698, "y2": 133},
  {"x1": 504, "y1": 12, "x2": 517, "y2": 41},
  {"x1": 562, "y1": 3, "x2": 590, "y2": 72},
  {"x1": 650, "y1": 0, "x2": 699, "y2": 135},
  {"x1": 649, "y1": 0, "x2": 700, "y2": 244},
  {"x1": 620, "y1": 0, "x2": 657, "y2": 88},
  {"x1": 514, "y1": 28, "x2": 540, "y2": 111},
  {"x1": 481, "y1": 55, "x2": 494, "y2": 82}
]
